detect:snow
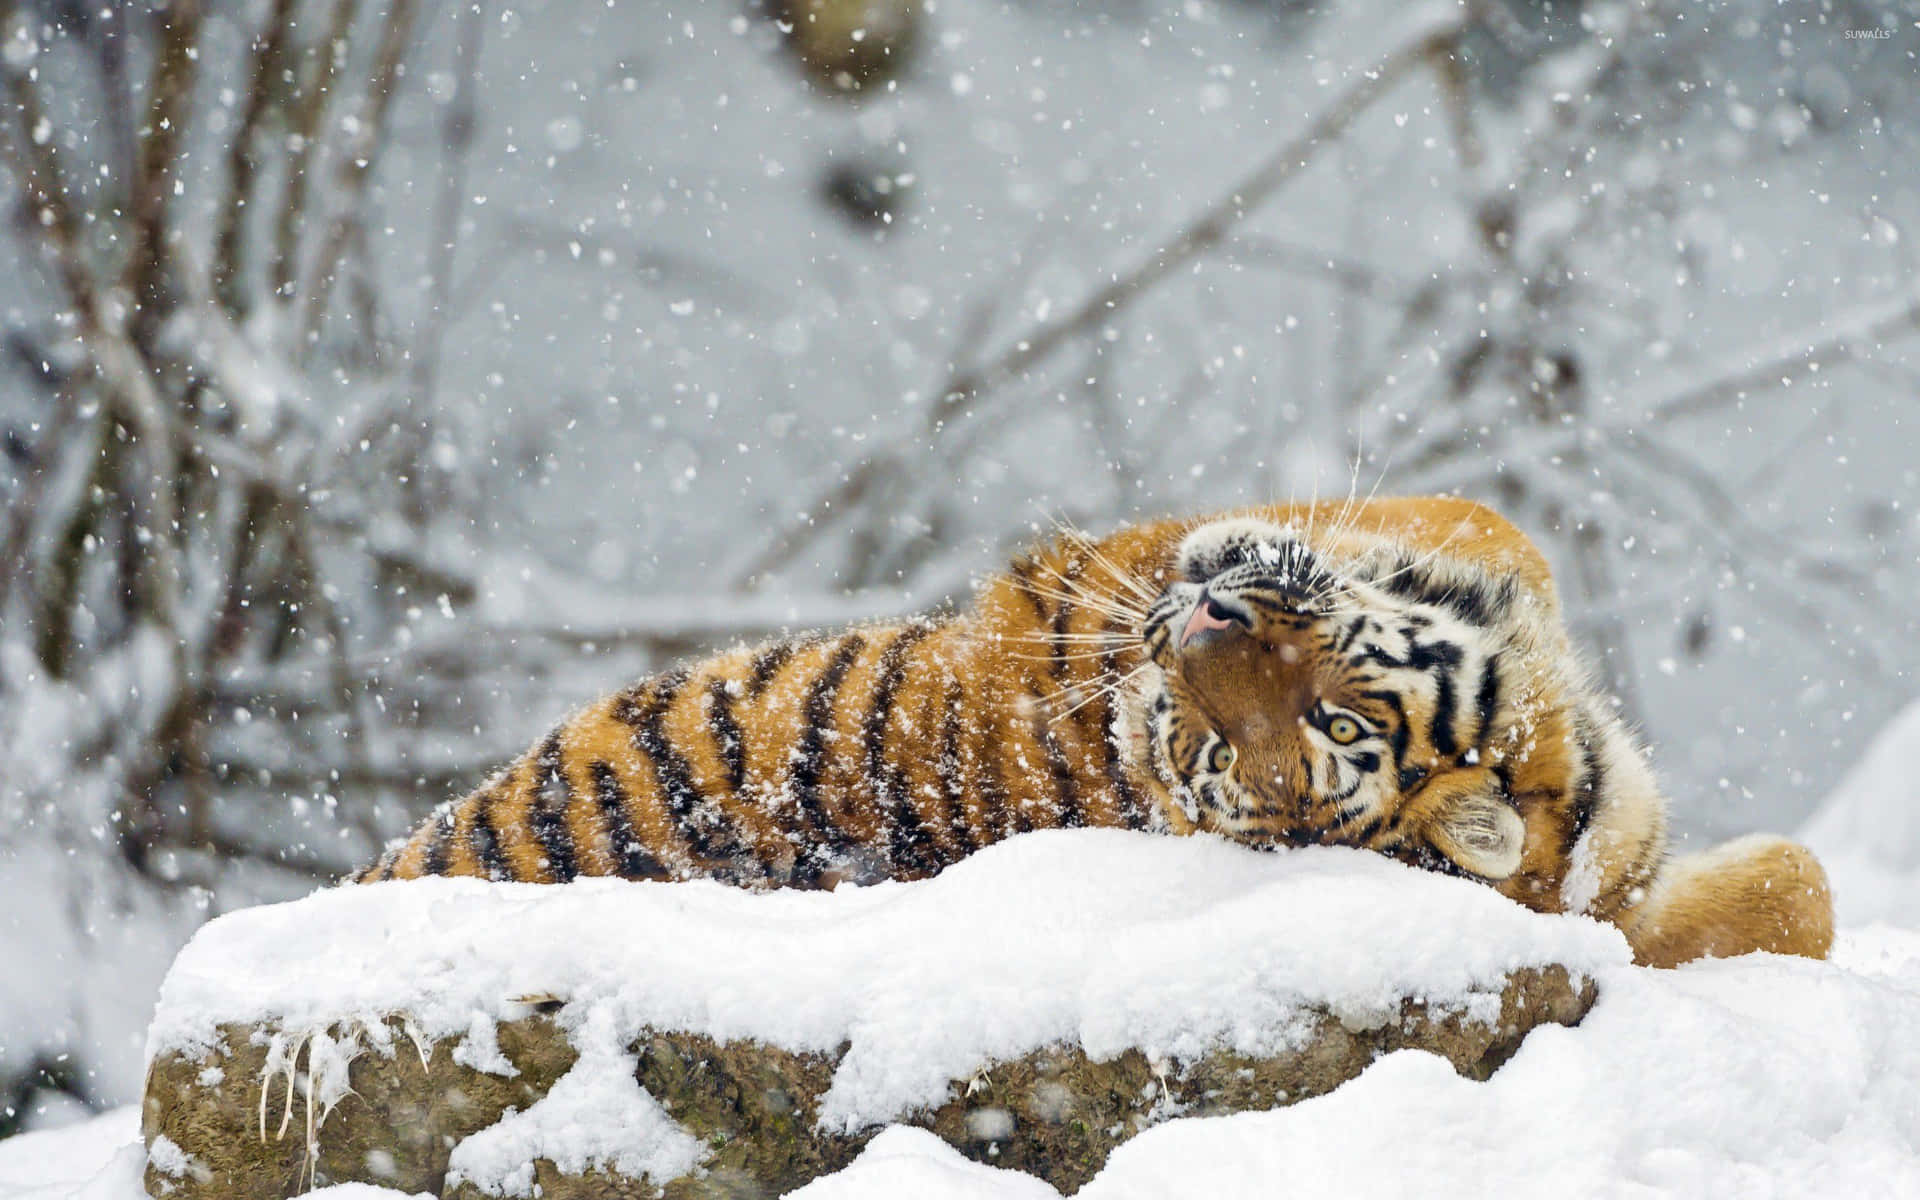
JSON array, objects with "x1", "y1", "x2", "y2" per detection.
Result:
[
  {"x1": 8, "y1": 707, "x2": 1920, "y2": 1195},
  {"x1": 1800, "y1": 698, "x2": 1920, "y2": 929},
  {"x1": 444, "y1": 1006, "x2": 709, "y2": 1197},
  {"x1": 147, "y1": 829, "x2": 1627, "y2": 1133},
  {"x1": 786, "y1": 1128, "x2": 1059, "y2": 1200},
  {"x1": 1063, "y1": 930, "x2": 1920, "y2": 1199},
  {"x1": 0, "y1": 851, "x2": 201, "y2": 1121},
  {"x1": 6, "y1": 0, "x2": 1920, "y2": 1145},
  {"x1": 0, "y1": 1108, "x2": 142, "y2": 1200},
  {"x1": 10, "y1": 886, "x2": 1920, "y2": 1200}
]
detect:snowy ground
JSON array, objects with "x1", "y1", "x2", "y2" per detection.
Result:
[
  {"x1": 10, "y1": 929, "x2": 1920, "y2": 1198},
  {"x1": 8, "y1": 699, "x2": 1920, "y2": 1198}
]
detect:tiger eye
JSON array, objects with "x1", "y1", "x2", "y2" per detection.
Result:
[
  {"x1": 1326, "y1": 715, "x2": 1362, "y2": 745},
  {"x1": 1206, "y1": 740, "x2": 1237, "y2": 774}
]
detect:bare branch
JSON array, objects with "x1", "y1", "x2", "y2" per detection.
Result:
[
  {"x1": 0, "y1": 55, "x2": 101, "y2": 321},
  {"x1": 1223, "y1": 235, "x2": 1405, "y2": 302},
  {"x1": 272, "y1": 0, "x2": 360, "y2": 300},
  {"x1": 214, "y1": 0, "x2": 300, "y2": 315},
  {"x1": 298, "y1": 0, "x2": 422, "y2": 348},
  {"x1": 1643, "y1": 284, "x2": 1920, "y2": 426},
  {"x1": 408, "y1": 0, "x2": 488, "y2": 411},
  {"x1": 124, "y1": 0, "x2": 205, "y2": 342},
  {"x1": 734, "y1": 8, "x2": 1470, "y2": 587},
  {"x1": 933, "y1": 12, "x2": 1467, "y2": 415}
]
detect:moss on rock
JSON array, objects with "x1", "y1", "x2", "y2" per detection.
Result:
[{"x1": 142, "y1": 966, "x2": 1595, "y2": 1199}]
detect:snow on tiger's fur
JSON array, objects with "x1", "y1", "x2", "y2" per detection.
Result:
[{"x1": 358, "y1": 497, "x2": 1832, "y2": 967}]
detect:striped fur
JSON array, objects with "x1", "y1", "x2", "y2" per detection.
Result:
[{"x1": 357, "y1": 498, "x2": 1833, "y2": 967}]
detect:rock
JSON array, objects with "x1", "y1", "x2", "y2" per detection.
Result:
[{"x1": 142, "y1": 965, "x2": 1595, "y2": 1198}]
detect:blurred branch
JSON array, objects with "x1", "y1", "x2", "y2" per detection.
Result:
[
  {"x1": 734, "y1": 6, "x2": 1471, "y2": 587},
  {"x1": 410, "y1": 0, "x2": 487, "y2": 410},
  {"x1": 935, "y1": 13, "x2": 1466, "y2": 414},
  {"x1": 124, "y1": 0, "x2": 204, "y2": 342},
  {"x1": 214, "y1": 0, "x2": 299, "y2": 314},
  {"x1": 1, "y1": 52, "x2": 101, "y2": 322},
  {"x1": 272, "y1": 0, "x2": 359, "y2": 301},
  {"x1": 1643, "y1": 283, "x2": 1920, "y2": 426},
  {"x1": 1221, "y1": 234, "x2": 1405, "y2": 301},
  {"x1": 489, "y1": 216, "x2": 773, "y2": 318},
  {"x1": 299, "y1": 0, "x2": 422, "y2": 348},
  {"x1": 169, "y1": 825, "x2": 347, "y2": 882}
]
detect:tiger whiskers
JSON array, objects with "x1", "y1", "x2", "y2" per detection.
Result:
[
  {"x1": 1013, "y1": 560, "x2": 1144, "y2": 618},
  {"x1": 1026, "y1": 630, "x2": 1142, "y2": 645},
  {"x1": 1009, "y1": 646, "x2": 1140, "y2": 665},
  {"x1": 1045, "y1": 515, "x2": 1161, "y2": 607},
  {"x1": 1039, "y1": 662, "x2": 1153, "y2": 726},
  {"x1": 1310, "y1": 518, "x2": 1470, "y2": 617},
  {"x1": 1030, "y1": 554, "x2": 1154, "y2": 622}
]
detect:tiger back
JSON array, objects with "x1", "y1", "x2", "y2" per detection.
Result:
[{"x1": 358, "y1": 498, "x2": 1833, "y2": 968}]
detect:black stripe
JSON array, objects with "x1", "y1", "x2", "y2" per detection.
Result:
[
  {"x1": 707, "y1": 676, "x2": 747, "y2": 794},
  {"x1": 1373, "y1": 561, "x2": 1502, "y2": 628},
  {"x1": 866, "y1": 623, "x2": 940, "y2": 874},
  {"x1": 1345, "y1": 814, "x2": 1385, "y2": 845},
  {"x1": 1144, "y1": 705, "x2": 1171, "y2": 789},
  {"x1": 788, "y1": 635, "x2": 868, "y2": 877},
  {"x1": 1338, "y1": 615, "x2": 1368, "y2": 656},
  {"x1": 1007, "y1": 557, "x2": 1052, "y2": 624},
  {"x1": 1035, "y1": 712, "x2": 1083, "y2": 828},
  {"x1": 1095, "y1": 613, "x2": 1145, "y2": 827},
  {"x1": 1408, "y1": 637, "x2": 1465, "y2": 758},
  {"x1": 1473, "y1": 654, "x2": 1501, "y2": 748},
  {"x1": 423, "y1": 805, "x2": 454, "y2": 875},
  {"x1": 470, "y1": 789, "x2": 511, "y2": 881},
  {"x1": 938, "y1": 678, "x2": 980, "y2": 853},
  {"x1": 984, "y1": 715, "x2": 1019, "y2": 835},
  {"x1": 531, "y1": 733, "x2": 579, "y2": 882},
  {"x1": 745, "y1": 639, "x2": 804, "y2": 699},
  {"x1": 590, "y1": 759, "x2": 667, "y2": 880},
  {"x1": 625, "y1": 671, "x2": 755, "y2": 873},
  {"x1": 1049, "y1": 557, "x2": 1081, "y2": 682},
  {"x1": 1361, "y1": 688, "x2": 1412, "y2": 770},
  {"x1": 1565, "y1": 717, "x2": 1606, "y2": 854},
  {"x1": 1104, "y1": 698, "x2": 1148, "y2": 831}
]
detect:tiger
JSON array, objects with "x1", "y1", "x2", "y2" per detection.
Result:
[{"x1": 356, "y1": 496, "x2": 1834, "y2": 968}]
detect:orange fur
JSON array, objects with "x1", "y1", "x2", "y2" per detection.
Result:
[{"x1": 358, "y1": 499, "x2": 1832, "y2": 966}]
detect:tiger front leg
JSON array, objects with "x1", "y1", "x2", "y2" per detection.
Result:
[{"x1": 1619, "y1": 835, "x2": 1835, "y2": 968}]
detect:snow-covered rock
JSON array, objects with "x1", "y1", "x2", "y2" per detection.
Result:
[{"x1": 139, "y1": 830, "x2": 1621, "y2": 1198}]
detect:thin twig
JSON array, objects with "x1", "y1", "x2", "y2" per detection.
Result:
[
  {"x1": 272, "y1": 0, "x2": 360, "y2": 300},
  {"x1": 299, "y1": 0, "x2": 423, "y2": 348},
  {"x1": 734, "y1": 10, "x2": 1469, "y2": 587},
  {"x1": 410, "y1": 0, "x2": 488, "y2": 411},
  {"x1": 124, "y1": 0, "x2": 205, "y2": 344},
  {"x1": 214, "y1": 0, "x2": 300, "y2": 314},
  {"x1": 1643, "y1": 283, "x2": 1920, "y2": 426}
]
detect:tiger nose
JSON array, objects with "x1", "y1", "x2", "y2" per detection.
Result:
[{"x1": 1180, "y1": 596, "x2": 1251, "y2": 649}]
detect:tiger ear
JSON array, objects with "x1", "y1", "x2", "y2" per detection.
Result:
[{"x1": 1425, "y1": 781, "x2": 1526, "y2": 881}]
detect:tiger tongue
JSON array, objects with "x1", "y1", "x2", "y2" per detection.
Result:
[{"x1": 1180, "y1": 601, "x2": 1236, "y2": 649}]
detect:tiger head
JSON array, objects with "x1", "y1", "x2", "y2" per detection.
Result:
[{"x1": 1130, "y1": 515, "x2": 1540, "y2": 881}]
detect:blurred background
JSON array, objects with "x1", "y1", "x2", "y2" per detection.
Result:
[{"x1": 0, "y1": 0, "x2": 1915, "y2": 1137}]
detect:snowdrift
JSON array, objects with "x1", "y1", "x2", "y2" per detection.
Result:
[
  {"x1": 138, "y1": 830, "x2": 1621, "y2": 1197},
  {"x1": 1800, "y1": 697, "x2": 1920, "y2": 928}
]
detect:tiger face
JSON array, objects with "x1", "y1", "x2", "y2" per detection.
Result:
[{"x1": 1133, "y1": 516, "x2": 1527, "y2": 879}]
